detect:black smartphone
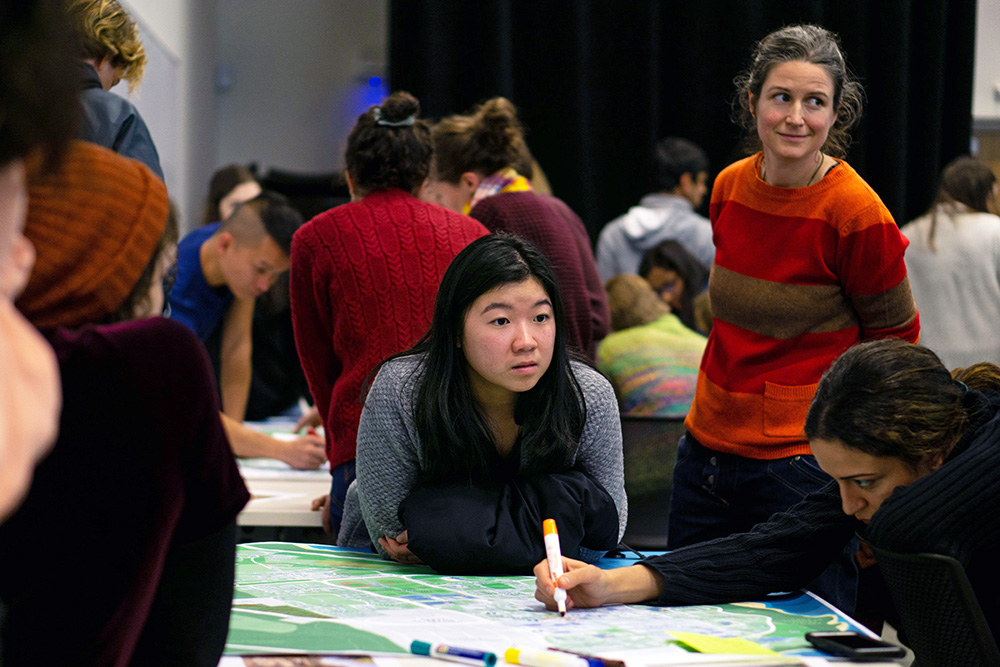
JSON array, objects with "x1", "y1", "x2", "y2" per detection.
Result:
[{"x1": 805, "y1": 631, "x2": 906, "y2": 661}]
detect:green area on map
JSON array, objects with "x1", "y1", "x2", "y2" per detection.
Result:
[{"x1": 225, "y1": 542, "x2": 856, "y2": 657}]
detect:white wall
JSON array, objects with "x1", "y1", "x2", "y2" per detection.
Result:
[
  {"x1": 214, "y1": 1, "x2": 387, "y2": 176},
  {"x1": 117, "y1": 0, "x2": 218, "y2": 233},
  {"x1": 974, "y1": 0, "x2": 1000, "y2": 120}
]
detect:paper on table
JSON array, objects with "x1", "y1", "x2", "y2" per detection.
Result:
[
  {"x1": 670, "y1": 633, "x2": 780, "y2": 656},
  {"x1": 238, "y1": 457, "x2": 331, "y2": 479}
]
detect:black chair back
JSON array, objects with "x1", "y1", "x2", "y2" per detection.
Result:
[
  {"x1": 619, "y1": 414, "x2": 686, "y2": 551},
  {"x1": 871, "y1": 547, "x2": 999, "y2": 667}
]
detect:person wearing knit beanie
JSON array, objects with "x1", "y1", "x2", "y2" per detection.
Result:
[
  {"x1": 0, "y1": 146, "x2": 249, "y2": 666},
  {"x1": 16, "y1": 140, "x2": 168, "y2": 329}
]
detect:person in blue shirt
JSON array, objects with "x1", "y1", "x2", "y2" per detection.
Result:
[{"x1": 170, "y1": 191, "x2": 326, "y2": 469}]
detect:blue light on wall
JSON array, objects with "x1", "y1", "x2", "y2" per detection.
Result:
[{"x1": 348, "y1": 75, "x2": 389, "y2": 117}]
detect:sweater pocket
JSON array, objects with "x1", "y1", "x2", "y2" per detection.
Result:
[{"x1": 762, "y1": 381, "x2": 818, "y2": 438}]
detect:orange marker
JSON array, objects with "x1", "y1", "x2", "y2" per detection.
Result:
[{"x1": 543, "y1": 518, "x2": 567, "y2": 616}]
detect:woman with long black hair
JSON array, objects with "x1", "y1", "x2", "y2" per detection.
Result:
[{"x1": 339, "y1": 233, "x2": 626, "y2": 573}]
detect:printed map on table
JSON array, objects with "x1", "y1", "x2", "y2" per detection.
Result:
[{"x1": 226, "y1": 542, "x2": 867, "y2": 660}]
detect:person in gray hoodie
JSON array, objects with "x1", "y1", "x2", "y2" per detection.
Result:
[{"x1": 596, "y1": 137, "x2": 713, "y2": 281}]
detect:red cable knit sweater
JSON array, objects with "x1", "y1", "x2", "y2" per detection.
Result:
[{"x1": 290, "y1": 189, "x2": 488, "y2": 467}]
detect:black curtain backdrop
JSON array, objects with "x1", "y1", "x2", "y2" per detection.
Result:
[{"x1": 389, "y1": 0, "x2": 975, "y2": 242}]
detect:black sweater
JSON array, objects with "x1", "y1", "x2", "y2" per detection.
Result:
[{"x1": 640, "y1": 390, "x2": 999, "y2": 635}]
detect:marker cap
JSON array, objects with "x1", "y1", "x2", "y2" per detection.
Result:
[
  {"x1": 412, "y1": 640, "x2": 433, "y2": 656},
  {"x1": 543, "y1": 518, "x2": 558, "y2": 536}
]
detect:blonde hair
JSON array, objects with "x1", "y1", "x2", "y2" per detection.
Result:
[
  {"x1": 67, "y1": 0, "x2": 146, "y2": 92},
  {"x1": 605, "y1": 273, "x2": 670, "y2": 332}
]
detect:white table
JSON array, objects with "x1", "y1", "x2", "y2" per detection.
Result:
[
  {"x1": 236, "y1": 422, "x2": 332, "y2": 528},
  {"x1": 237, "y1": 474, "x2": 330, "y2": 527}
]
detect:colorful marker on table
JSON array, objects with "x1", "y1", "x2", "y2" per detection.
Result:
[
  {"x1": 543, "y1": 518, "x2": 567, "y2": 616},
  {"x1": 546, "y1": 648, "x2": 624, "y2": 667},
  {"x1": 505, "y1": 648, "x2": 590, "y2": 667},
  {"x1": 411, "y1": 640, "x2": 498, "y2": 667}
]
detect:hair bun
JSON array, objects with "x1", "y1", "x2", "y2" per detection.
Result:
[
  {"x1": 474, "y1": 97, "x2": 522, "y2": 161},
  {"x1": 379, "y1": 91, "x2": 420, "y2": 124}
]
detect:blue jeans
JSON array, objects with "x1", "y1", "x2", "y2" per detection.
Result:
[
  {"x1": 327, "y1": 460, "x2": 357, "y2": 538},
  {"x1": 667, "y1": 433, "x2": 859, "y2": 613}
]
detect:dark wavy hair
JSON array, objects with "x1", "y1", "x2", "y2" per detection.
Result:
[
  {"x1": 733, "y1": 24, "x2": 864, "y2": 158},
  {"x1": 431, "y1": 97, "x2": 534, "y2": 183},
  {"x1": 638, "y1": 240, "x2": 708, "y2": 332},
  {"x1": 805, "y1": 339, "x2": 1000, "y2": 467},
  {"x1": 345, "y1": 91, "x2": 433, "y2": 196},
  {"x1": 373, "y1": 232, "x2": 587, "y2": 483}
]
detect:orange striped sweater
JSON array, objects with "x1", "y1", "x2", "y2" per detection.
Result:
[{"x1": 685, "y1": 155, "x2": 920, "y2": 459}]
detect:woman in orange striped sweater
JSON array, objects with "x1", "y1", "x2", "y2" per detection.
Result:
[{"x1": 667, "y1": 24, "x2": 920, "y2": 614}]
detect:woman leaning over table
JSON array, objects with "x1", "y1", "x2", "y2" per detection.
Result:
[
  {"x1": 666, "y1": 24, "x2": 919, "y2": 613},
  {"x1": 536, "y1": 338, "x2": 999, "y2": 643}
]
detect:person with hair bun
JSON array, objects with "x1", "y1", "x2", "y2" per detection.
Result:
[
  {"x1": 291, "y1": 91, "x2": 488, "y2": 537},
  {"x1": 65, "y1": 0, "x2": 163, "y2": 179},
  {"x1": 668, "y1": 24, "x2": 920, "y2": 611},
  {"x1": 536, "y1": 338, "x2": 999, "y2": 644},
  {"x1": 903, "y1": 156, "x2": 1000, "y2": 368},
  {"x1": 423, "y1": 96, "x2": 610, "y2": 360}
]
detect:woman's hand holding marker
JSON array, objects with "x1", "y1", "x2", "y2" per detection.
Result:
[
  {"x1": 533, "y1": 557, "x2": 666, "y2": 610},
  {"x1": 542, "y1": 518, "x2": 567, "y2": 615}
]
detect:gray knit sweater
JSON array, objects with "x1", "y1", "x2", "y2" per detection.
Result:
[{"x1": 338, "y1": 355, "x2": 627, "y2": 561}]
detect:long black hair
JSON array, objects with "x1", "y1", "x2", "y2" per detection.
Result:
[{"x1": 373, "y1": 232, "x2": 587, "y2": 483}]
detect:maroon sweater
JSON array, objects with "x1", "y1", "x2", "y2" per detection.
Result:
[
  {"x1": 470, "y1": 191, "x2": 610, "y2": 359},
  {"x1": 290, "y1": 189, "x2": 488, "y2": 468},
  {"x1": 0, "y1": 318, "x2": 248, "y2": 666}
]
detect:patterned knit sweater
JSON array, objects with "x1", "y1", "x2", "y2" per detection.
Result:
[
  {"x1": 686, "y1": 155, "x2": 920, "y2": 459},
  {"x1": 597, "y1": 313, "x2": 706, "y2": 417},
  {"x1": 470, "y1": 191, "x2": 611, "y2": 360},
  {"x1": 289, "y1": 189, "x2": 488, "y2": 467}
]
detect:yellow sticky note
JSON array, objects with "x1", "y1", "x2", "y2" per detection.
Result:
[{"x1": 671, "y1": 632, "x2": 780, "y2": 656}]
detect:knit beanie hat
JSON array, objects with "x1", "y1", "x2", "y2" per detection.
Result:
[{"x1": 16, "y1": 141, "x2": 168, "y2": 329}]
